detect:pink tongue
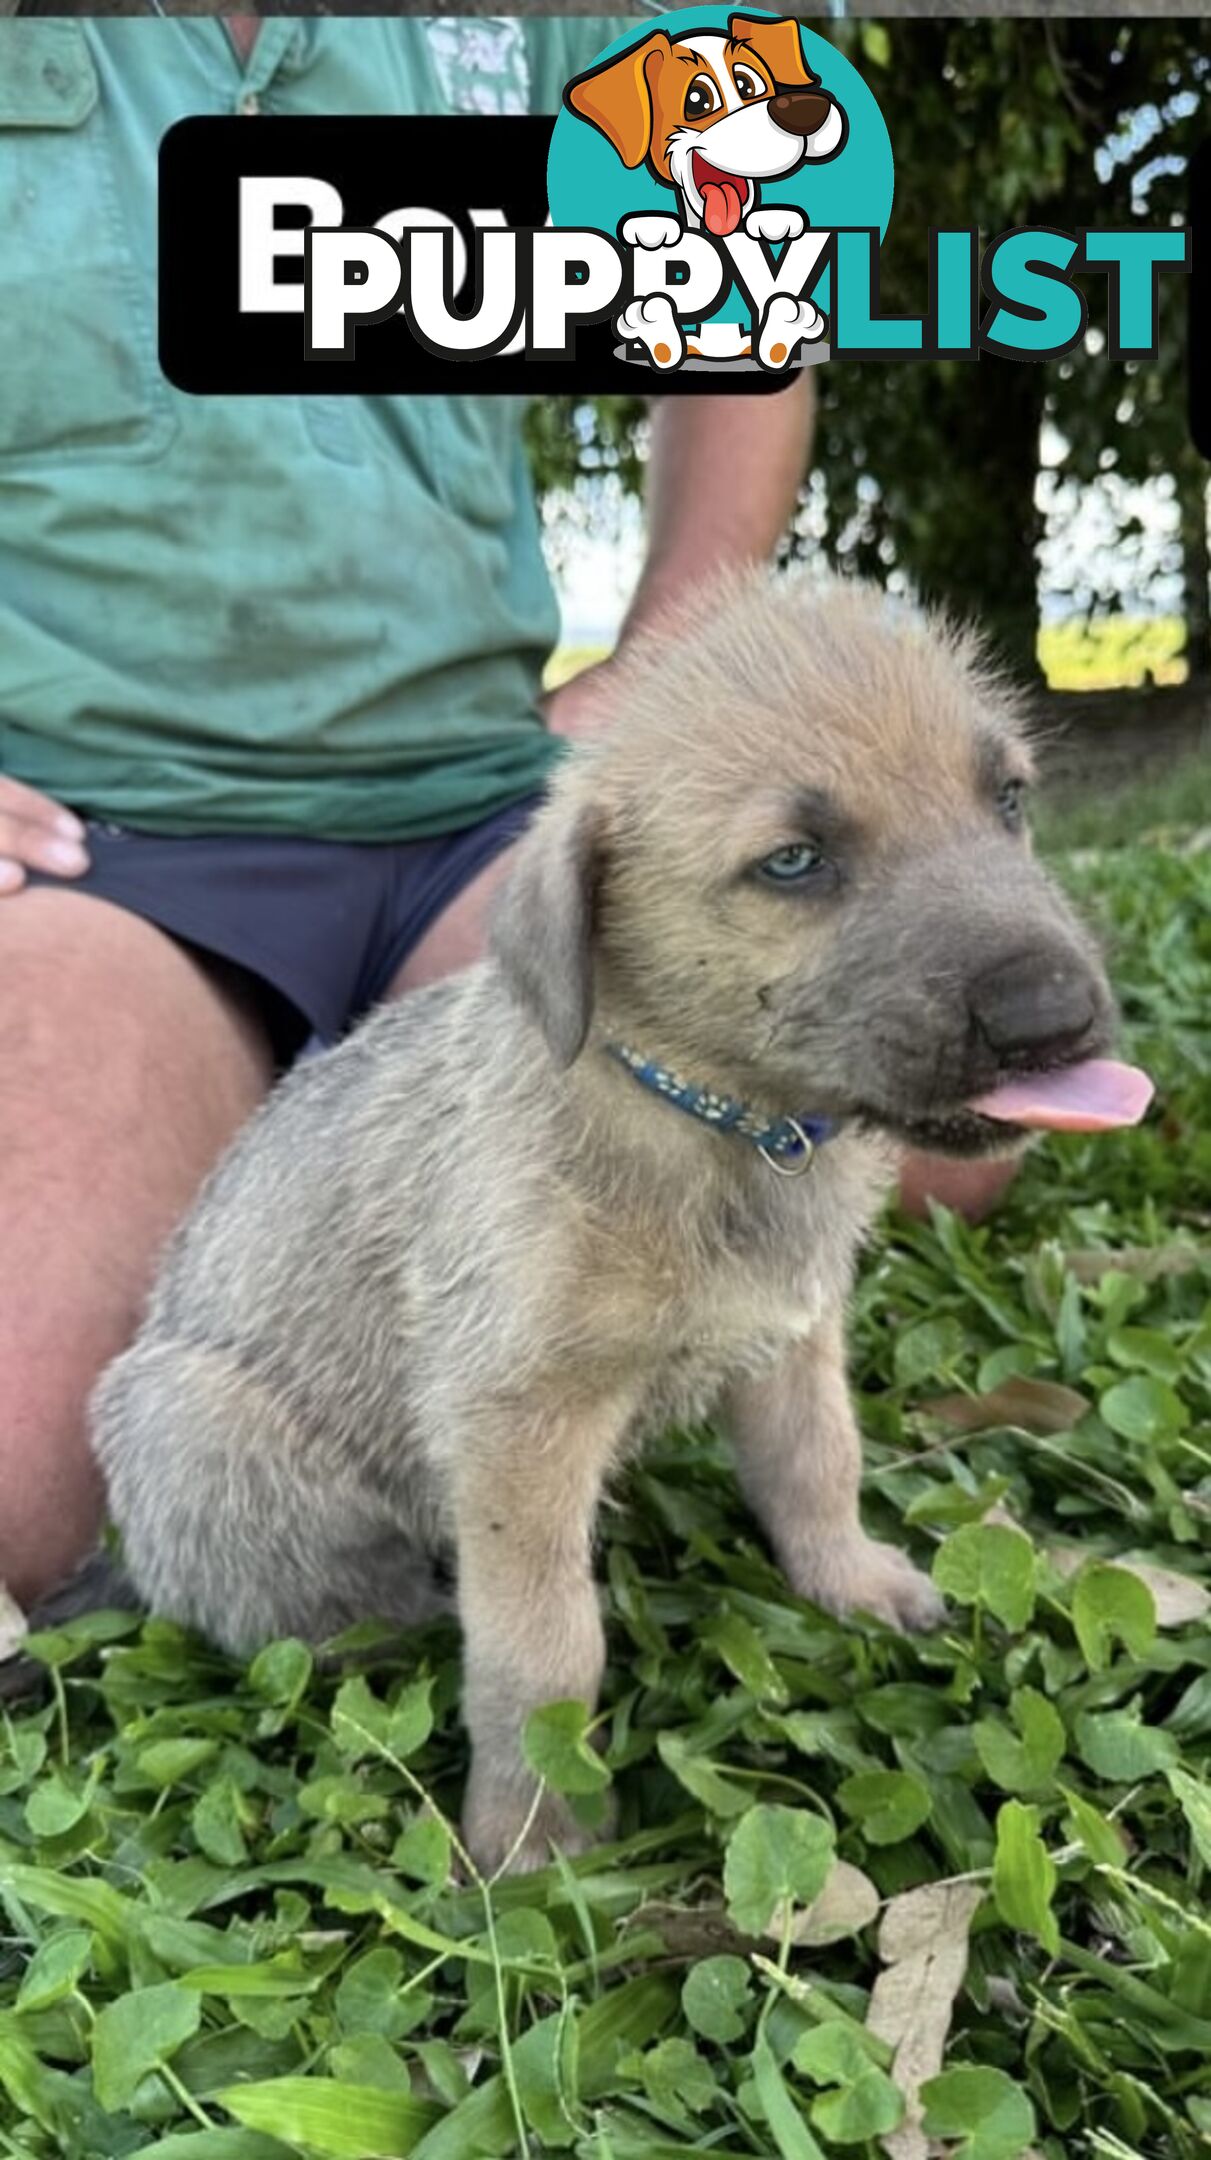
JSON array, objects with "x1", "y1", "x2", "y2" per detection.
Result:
[
  {"x1": 969, "y1": 1058, "x2": 1154, "y2": 1132},
  {"x1": 701, "y1": 179, "x2": 744, "y2": 237}
]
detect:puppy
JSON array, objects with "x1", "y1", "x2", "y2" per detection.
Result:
[{"x1": 92, "y1": 573, "x2": 1143, "y2": 1875}]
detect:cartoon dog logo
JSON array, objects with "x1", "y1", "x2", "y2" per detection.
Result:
[{"x1": 565, "y1": 13, "x2": 847, "y2": 369}]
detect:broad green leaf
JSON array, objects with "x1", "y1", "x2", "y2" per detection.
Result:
[
  {"x1": 1168, "y1": 1768, "x2": 1211, "y2": 1868},
  {"x1": 15, "y1": 1928, "x2": 92, "y2": 2011},
  {"x1": 248, "y1": 1639, "x2": 313, "y2": 1707},
  {"x1": 991, "y1": 1801, "x2": 1058, "y2": 1955},
  {"x1": 134, "y1": 1739, "x2": 220, "y2": 1789},
  {"x1": 392, "y1": 1813, "x2": 451, "y2": 1887},
  {"x1": 724, "y1": 1806, "x2": 834, "y2": 1933},
  {"x1": 681, "y1": 1956, "x2": 753, "y2": 2043},
  {"x1": 1099, "y1": 1375, "x2": 1186, "y2": 1443},
  {"x1": 577, "y1": 1975, "x2": 679, "y2": 2096},
  {"x1": 523, "y1": 1700, "x2": 611, "y2": 1796},
  {"x1": 895, "y1": 1317, "x2": 966, "y2": 1388},
  {"x1": 180, "y1": 1956, "x2": 325, "y2": 2000},
  {"x1": 138, "y1": 2138, "x2": 294, "y2": 2160},
  {"x1": 512, "y1": 2009, "x2": 580, "y2": 2149},
  {"x1": 634, "y1": 2036, "x2": 715, "y2": 2118},
  {"x1": 1071, "y1": 1562, "x2": 1156, "y2": 1671},
  {"x1": 933, "y1": 1525, "x2": 1036, "y2": 1630},
  {"x1": 836, "y1": 1770, "x2": 931, "y2": 1846},
  {"x1": 1075, "y1": 1709, "x2": 1179, "y2": 1781},
  {"x1": 1106, "y1": 1325, "x2": 1185, "y2": 1383},
  {"x1": 700, "y1": 1609, "x2": 788, "y2": 1703},
  {"x1": 921, "y1": 2065, "x2": 1036, "y2": 2159},
  {"x1": 1059, "y1": 1786, "x2": 1128, "y2": 1867},
  {"x1": 192, "y1": 1778, "x2": 249, "y2": 1868},
  {"x1": 974, "y1": 1687, "x2": 1065, "y2": 1794},
  {"x1": 812, "y1": 2069, "x2": 903, "y2": 2144},
  {"x1": 330, "y1": 1676, "x2": 432, "y2": 1764},
  {"x1": 334, "y1": 1948, "x2": 416, "y2": 2040},
  {"x1": 0, "y1": 1862, "x2": 134, "y2": 1949},
  {"x1": 657, "y1": 1730, "x2": 750, "y2": 1817},
  {"x1": 92, "y1": 1982, "x2": 203, "y2": 2110},
  {"x1": 220, "y1": 2079, "x2": 439, "y2": 2156},
  {"x1": 793, "y1": 2024, "x2": 877, "y2": 2084},
  {"x1": 24, "y1": 1766, "x2": 98, "y2": 1838}
]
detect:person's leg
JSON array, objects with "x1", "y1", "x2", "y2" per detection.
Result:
[
  {"x1": 0, "y1": 890, "x2": 275, "y2": 1605},
  {"x1": 387, "y1": 841, "x2": 517, "y2": 996}
]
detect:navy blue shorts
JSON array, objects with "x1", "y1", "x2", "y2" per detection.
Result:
[{"x1": 23, "y1": 796, "x2": 543, "y2": 1066}]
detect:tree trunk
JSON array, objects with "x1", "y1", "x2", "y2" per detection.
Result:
[
  {"x1": 1178, "y1": 451, "x2": 1211, "y2": 681},
  {"x1": 914, "y1": 363, "x2": 1046, "y2": 685}
]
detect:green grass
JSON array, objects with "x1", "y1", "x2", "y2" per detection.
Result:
[
  {"x1": 1, "y1": 812, "x2": 1209, "y2": 2159},
  {"x1": 1034, "y1": 750, "x2": 1211, "y2": 856}
]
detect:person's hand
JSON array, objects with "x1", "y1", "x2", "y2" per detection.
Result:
[
  {"x1": 541, "y1": 658, "x2": 619, "y2": 744},
  {"x1": 0, "y1": 778, "x2": 90, "y2": 895}
]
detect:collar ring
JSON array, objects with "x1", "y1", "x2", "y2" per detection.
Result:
[{"x1": 757, "y1": 1119, "x2": 817, "y2": 1177}]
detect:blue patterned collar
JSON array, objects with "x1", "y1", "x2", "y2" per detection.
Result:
[{"x1": 604, "y1": 1043, "x2": 836, "y2": 1175}]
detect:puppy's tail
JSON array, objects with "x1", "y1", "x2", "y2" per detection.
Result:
[{"x1": 0, "y1": 1549, "x2": 142, "y2": 1703}]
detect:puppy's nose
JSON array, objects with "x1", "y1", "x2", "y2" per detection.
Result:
[
  {"x1": 969, "y1": 950, "x2": 1098, "y2": 1067},
  {"x1": 769, "y1": 90, "x2": 834, "y2": 138}
]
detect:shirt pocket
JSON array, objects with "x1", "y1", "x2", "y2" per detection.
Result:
[{"x1": 0, "y1": 24, "x2": 175, "y2": 466}]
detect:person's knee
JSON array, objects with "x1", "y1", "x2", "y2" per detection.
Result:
[{"x1": 0, "y1": 890, "x2": 276, "y2": 1604}]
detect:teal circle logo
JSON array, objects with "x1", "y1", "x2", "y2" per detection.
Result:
[{"x1": 547, "y1": 9, "x2": 894, "y2": 367}]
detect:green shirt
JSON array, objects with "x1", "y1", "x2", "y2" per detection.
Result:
[{"x1": 0, "y1": 16, "x2": 627, "y2": 838}]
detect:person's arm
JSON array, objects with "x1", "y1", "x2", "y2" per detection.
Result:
[{"x1": 545, "y1": 370, "x2": 816, "y2": 737}]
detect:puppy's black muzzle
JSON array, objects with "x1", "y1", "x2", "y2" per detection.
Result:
[{"x1": 968, "y1": 947, "x2": 1102, "y2": 1073}]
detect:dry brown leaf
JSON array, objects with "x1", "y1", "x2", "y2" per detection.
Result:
[
  {"x1": 1107, "y1": 1559, "x2": 1210, "y2": 1626},
  {"x1": 866, "y1": 1880, "x2": 984, "y2": 2160},
  {"x1": 1047, "y1": 1550, "x2": 1210, "y2": 1625},
  {"x1": 1063, "y1": 1245, "x2": 1208, "y2": 1284},
  {"x1": 772, "y1": 1858, "x2": 880, "y2": 1948},
  {"x1": 922, "y1": 1376, "x2": 1089, "y2": 1437},
  {"x1": 0, "y1": 1583, "x2": 28, "y2": 1661},
  {"x1": 980, "y1": 1502, "x2": 1021, "y2": 1530}
]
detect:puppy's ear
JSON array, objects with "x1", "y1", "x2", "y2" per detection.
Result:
[
  {"x1": 728, "y1": 14, "x2": 817, "y2": 90},
  {"x1": 564, "y1": 33, "x2": 670, "y2": 169},
  {"x1": 491, "y1": 802, "x2": 603, "y2": 1068}
]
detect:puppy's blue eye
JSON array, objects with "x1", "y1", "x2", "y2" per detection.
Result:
[
  {"x1": 758, "y1": 842, "x2": 826, "y2": 885},
  {"x1": 997, "y1": 778, "x2": 1028, "y2": 833}
]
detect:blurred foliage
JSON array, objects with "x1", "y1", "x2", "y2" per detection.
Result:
[{"x1": 526, "y1": 19, "x2": 1207, "y2": 680}]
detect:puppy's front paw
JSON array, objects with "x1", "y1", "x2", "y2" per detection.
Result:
[
  {"x1": 786, "y1": 1535, "x2": 946, "y2": 1635},
  {"x1": 462, "y1": 1768, "x2": 608, "y2": 1879}
]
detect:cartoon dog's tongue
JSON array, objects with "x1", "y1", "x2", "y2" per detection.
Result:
[
  {"x1": 968, "y1": 1058, "x2": 1153, "y2": 1132},
  {"x1": 701, "y1": 179, "x2": 745, "y2": 236},
  {"x1": 692, "y1": 154, "x2": 746, "y2": 237}
]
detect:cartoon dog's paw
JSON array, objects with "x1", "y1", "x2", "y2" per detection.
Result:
[
  {"x1": 615, "y1": 294, "x2": 684, "y2": 371},
  {"x1": 620, "y1": 212, "x2": 683, "y2": 251},
  {"x1": 757, "y1": 292, "x2": 824, "y2": 370},
  {"x1": 743, "y1": 205, "x2": 806, "y2": 245}
]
